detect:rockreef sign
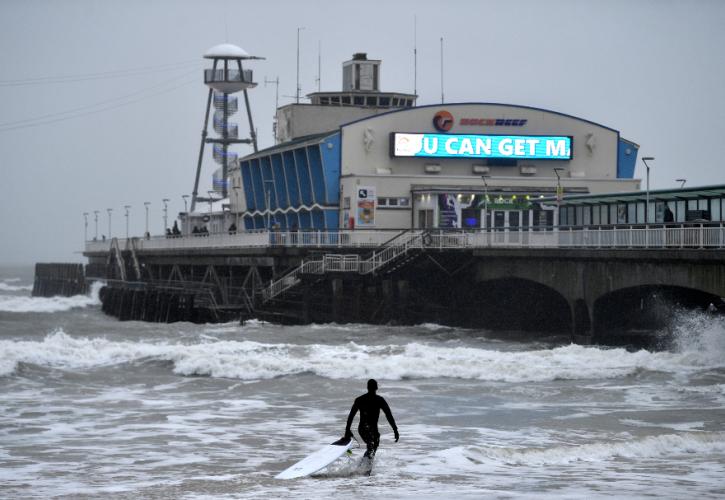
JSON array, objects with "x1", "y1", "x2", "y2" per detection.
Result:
[{"x1": 391, "y1": 133, "x2": 572, "y2": 160}]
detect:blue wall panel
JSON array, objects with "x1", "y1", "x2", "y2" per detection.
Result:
[
  {"x1": 307, "y1": 145, "x2": 327, "y2": 204},
  {"x1": 298, "y1": 210, "x2": 311, "y2": 229},
  {"x1": 240, "y1": 161, "x2": 256, "y2": 211},
  {"x1": 253, "y1": 214, "x2": 264, "y2": 229},
  {"x1": 294, "y1": 149, "x2": 314, "y2": 205},
  {"x1": 260, "y1": 156, "x2": 277, "y2": 209},
  {"x1": 250, "y1": 159, "x2": 265, "y2": 210},
  {"x1": 617, "y1": 139, "x2": 639, "y2": 179},
  {"x1": 271, "y1": 154, "x2": 288, "y2": 208},
  {"x1": 311, "y1": 210, "x2": 325, "y2": 229},
  {"x1": 243, "y1": 215, "x2": 253, "y2": 230},
  {"x1": 286, "y1": 212, "x2": 299, "y2": 230},
  {"x1": 324, "y1": 210, "x2": 339, "y2": 230},
  {"x1": 283, "y1": 151, "x2": 301, "y2": 207},
  {"x1": 319, "y1": 132, "x2": 341, "y2": 203}
]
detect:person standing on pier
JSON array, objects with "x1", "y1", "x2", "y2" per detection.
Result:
[{"x1": 343, "y1": 379, "x2": 399, "y2": 459}]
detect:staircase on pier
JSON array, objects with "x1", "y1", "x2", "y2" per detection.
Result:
[{"x1": 261, "y1": 230, "x2": 425, "y2": 303}]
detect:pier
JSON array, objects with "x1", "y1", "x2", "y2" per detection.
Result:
[{"x1": 43, "y1": 223, "x2": 722, "y2": 345}]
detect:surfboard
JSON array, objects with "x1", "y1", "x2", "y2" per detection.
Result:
[{"x1": 275, "y1": 436, "x2": 356, "y2": 479}]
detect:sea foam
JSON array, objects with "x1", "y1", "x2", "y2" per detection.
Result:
[
  {"x1": 1, "y1": 326, "x2": 723, "y2": 380},
  {"x1": 0, "y1": 281, "x2": 102, "y2": 313}
]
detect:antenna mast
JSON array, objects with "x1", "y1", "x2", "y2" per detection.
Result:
[
  {"x1": 316, "y1": 40, "x2": 321, "y2": 92},
  {"x1": 414, "y1": 16, "x2": 417, "y2": 104},
  {"x1": 265, "y1": 76, "x2": 280, "y2": 143},
  {"x1": 440, "y1": 37, "x2": 444, "y2": 104},
  {"x1": 296, "y1": 27, "x2": 305, "y2": 104}
]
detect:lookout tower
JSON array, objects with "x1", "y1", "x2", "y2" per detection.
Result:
[{"x1": 191, "y1": 43, "x2": 263, "y2": 212}]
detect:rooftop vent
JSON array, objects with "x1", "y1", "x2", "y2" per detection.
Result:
[{"x1": 352, "y1": 53, "x2": 368, "y2": 61}]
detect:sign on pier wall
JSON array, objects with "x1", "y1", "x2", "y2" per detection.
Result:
[
  {"x1": 392, "y1": 133, "x2": 572, "y2": 160},
  {"x1": 356, "y1": 186, "x2": 376, "y2": 227}
]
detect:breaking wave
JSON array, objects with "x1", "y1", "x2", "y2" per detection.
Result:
[
  {"x1": 2, "y1": 326, "x2": 723, "y2": 379},
  {"x1": 423, "y1": 432, "x2": 725, "y2": 470},
  {"x1": 0, "y1": 283, "x2": 33, "y2": 292},
  {"x1": 0, "y1": 281, "x2": 102, "y2": 313}
]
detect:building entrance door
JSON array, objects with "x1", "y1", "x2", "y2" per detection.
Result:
[{"x1": 493, "y1": 210, "x2": 522, "y2": 243}]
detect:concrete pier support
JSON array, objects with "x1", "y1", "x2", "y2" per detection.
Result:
[
  {"x1": 571, "y1": 298, "x2": 593, "y2": 344},
  {"x1": 331, "y1": 278, "x2": 344, "y2": 322}
]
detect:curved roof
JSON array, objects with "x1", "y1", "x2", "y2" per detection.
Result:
[
  {"x1": 204, "y1": 43, "x2": 250, "y2": 59},
  {"x1": 341, "y1": 102, "x2": 620, "y2": 134}
]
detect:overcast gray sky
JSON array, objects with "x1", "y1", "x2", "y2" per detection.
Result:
[{"x1": 1, "y1": 0, "x2": 724, "y2": 264}]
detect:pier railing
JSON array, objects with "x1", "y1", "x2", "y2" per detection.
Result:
[{"x1": 85, "y1": 224, "x2": 725, "y2": 254}]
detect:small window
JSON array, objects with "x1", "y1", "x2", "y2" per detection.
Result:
[
  {"x1": 354, "y1": 96, "x2": 364, "y2": 106},
  {"x1": 406, "y1": 99, "x2": 413, "y2": 107},
  {"x1": 399, "y1": 197, "x2": 410, "y2": 206},
  {"x1": 392, "y1": 98, "x2": 399, "y2": 106},
  {"x1": 627, "y1": 203, "x2": 636, "y2": 223},
  {"x1": 341, "y1": 96, "x2": 351, "y2": 105},
  {"x1": 330, "y1": 96, "x2": 340, "y2": 105},
  {"x1": 366, "y1": 96, "x2": 377, "y2": 106},
  {"x1": 636, "y1": 202, "x2": 645, "y2": 223},
  {"x1": 319, "y1": 97, "x2": 329, "y2": 105},
  {"x1": 379, "y1": 97, "x2": 390, "y2": 106},
  {"x1": 711, "y1": 199, "x2": 721, "y2": 221},
  {"x1": 388, "y1": 198, "x2": 398, "y2": 206},
  {"x1": 676, "y1": 201, "x2": 686, "y2": 222},
  {"x1": 377, "y1": 198, "x2": 388, "y2": 207}
]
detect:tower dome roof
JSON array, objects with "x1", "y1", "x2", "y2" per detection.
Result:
[{"x1": 204, "y1": 43, "x2": 251, "y2": 59}]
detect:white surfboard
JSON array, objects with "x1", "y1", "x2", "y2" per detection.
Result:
[{"x1": 276, "y1": 436, "x2": 355, "y2": 479}]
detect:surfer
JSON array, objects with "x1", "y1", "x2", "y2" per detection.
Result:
[{"x1": 344, "y1": 379, "x2": 399, "y2": 459}]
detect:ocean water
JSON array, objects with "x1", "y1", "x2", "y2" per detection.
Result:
[{"x1": 1, "y1": 265, "x2": 724, "y2": 499}]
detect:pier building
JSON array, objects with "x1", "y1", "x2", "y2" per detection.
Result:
[{"x1": 216, "y1": 52, "x2": 641, "y2": 235}]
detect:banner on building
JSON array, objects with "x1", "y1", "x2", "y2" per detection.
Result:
[{"x1": 356, "y1": 186, "x2": 376, "y2": 227}]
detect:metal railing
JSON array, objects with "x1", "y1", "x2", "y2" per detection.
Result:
[
  {"x1": 86, "y1": 224, "x2": 725, "y2": 255},
  {"x1": 204, "y1": 69, "x2": 254, "y2": 84}
]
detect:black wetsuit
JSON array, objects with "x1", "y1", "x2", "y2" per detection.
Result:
[{"x1": 345, "y1": 392, "x2": 397, "y2": 458}]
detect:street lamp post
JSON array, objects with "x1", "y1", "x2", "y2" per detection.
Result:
[
  {"x1": 233, "y1": 186, "x2": 241, "y2": 231},
  {"x1": 162, "y1": 198, "x2": 170, "y2": 232},
  {"x1": 107, "y1": 208, "x2": 113, "y2": 238},
  {"x1": 93, "y1": 210, "x2": 99, "y2": 240},
  {"x1": 553, "y1": 168, "x2": 565, "y2": 227},
  {"x1": 480, "y1": 175, "x2": 489, "y2": 229},
  {"x1": 144, "y1": 202, "x2": 150, "y2": 236},
  {"x1": 642, "y1": 157, "x2": 655, "y2": 223},
  {"x1": 181, "y1": 195, "x2": 190, "y2": 236},
  {"x1": 264, "y1": 180, "x2": 274, "y2": 230},
  {"x1": 124, "y1": 205, "x2": 131, "y2": 239},
  {"x1": 83, "y1": 212, "x2": 88, "y2": 242}
]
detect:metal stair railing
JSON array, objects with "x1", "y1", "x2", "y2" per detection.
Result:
[
  {"x1": 359, "y1": 230, "x2": 424, "y2": 274},
  {"x1": 110, "y1": 237, "x2": 127, "y2": 282},
  {"x1": 128, "y1": 238, "x2": 143, "y2": 280}
]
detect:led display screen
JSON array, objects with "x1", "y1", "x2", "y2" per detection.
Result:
[{"x1": 391, "y1": 133, "x2": 572, "y2": 160}]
